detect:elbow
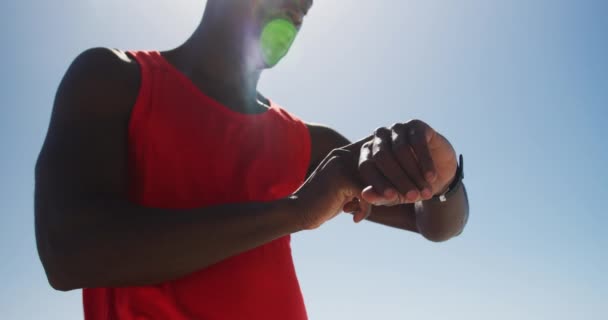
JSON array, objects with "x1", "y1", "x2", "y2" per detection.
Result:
[
  {"x1": 40, "y1": 252, "x2": 82, "y2": 292},
  {"x1": 40, "y1": 253, "x2": 83, "y2": 292},
  {"x1": 36, "y1": 213, "x2": 94, "y2": 290},
  {"x1": 420, "y1": 228, "x2": 456, "y2": 243},
  {"x1": 416, "y1": 183, "x2": 469, "y2": 243},
  {"x1": 46, "y1": 268, "x2": 78, "y2": 292},
  {"x1": 39, "y1": 229, "x2": 120, "y2": 291},
  {"x1": 417, "y1": 212, "x2": 468, "y2": 243},
  {"x1": 51, "y1": 282, "x2": 75, "y2": 292},
  {"x1": 37, "y1": 231, "x2": 84, "y2": 292}
]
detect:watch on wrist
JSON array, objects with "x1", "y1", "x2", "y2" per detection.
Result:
[{"x1": 432, "y1": 154, "x2": 464, "y2": 203}]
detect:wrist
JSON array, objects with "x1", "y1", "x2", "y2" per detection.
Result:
[
  {"x1": 435, "y1": 173, "x2": 457, "y2": 196},
  {"x1": 277, "y1": 196, "x2": 306, "y2": 233},
  {"x1": 431, "y1": 154, "x2": 464, "y2": 202}
]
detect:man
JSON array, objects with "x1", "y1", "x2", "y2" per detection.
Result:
[{"x1": 35, "y1": 0, "x2": 469, "y2": 319}]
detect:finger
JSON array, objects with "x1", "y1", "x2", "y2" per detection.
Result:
[
  {"x1": 372, "y1": 127, "x2": 420, "y2": 199},
  {"x1": 359, "y1": 141, "x2": 399, "y2": 204},
  {"x1": 319, "y1": 149, "x2": 378, "y2": 224},
  {"x1": 391, "y1": 124, "x2": 433, "y2": 200},
  {"x1": 361, "y1": 185, "x2": 384, "y2": 205},
  {"x1": 352, "y1": 197, "x2": 372, "y2": 223},
  {"x1": 406, "y1": 120, "x2": 437, "y2": 183},
  {"x1": 343, "y1": 198, "x2": 373, "y2": 223},
  {"x1": 343, "y1": 199, "x2": 359, "y2": 213}
]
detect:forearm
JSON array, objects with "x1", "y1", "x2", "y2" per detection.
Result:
[
  {"x1": 365, "y1": 204, "x2": 419, "y2": 232},
  {"x1": 359, "y1": 183, "x2": 468, "y2": 241},
  {"x1": 41, "y1": 197, "x2": 301, "y2": 290}
]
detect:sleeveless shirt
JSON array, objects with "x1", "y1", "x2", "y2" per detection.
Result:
[{"x1": 82, "y1": 51, "x2": 311, "y2": 320}]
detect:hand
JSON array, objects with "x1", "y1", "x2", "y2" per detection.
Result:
[
  {"x1": 357, "y1": 120, "x2": 457, "y2": 206},
  {"x1": 293, "y1": 149, "x2": 371, "y2": 230}
]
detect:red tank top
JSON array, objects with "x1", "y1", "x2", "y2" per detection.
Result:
[{"x1": 82, "y1": 51, "x2": 311, "y2": 320}]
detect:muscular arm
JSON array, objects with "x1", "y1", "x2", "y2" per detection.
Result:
[
  {"x1": 307, "y1": 124, "x2": 469, "y2": 241},
  {"x1": 35, "y1": 48, "x2": 303, "y2": 291}
]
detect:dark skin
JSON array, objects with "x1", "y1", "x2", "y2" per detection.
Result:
[{"x1": 35, "y1": 0, "x2": 468, "y2": 291}]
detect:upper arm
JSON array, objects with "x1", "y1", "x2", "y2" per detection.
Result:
[{"x1": 35, "y1": 48, "x2": 140, "y2": 252}]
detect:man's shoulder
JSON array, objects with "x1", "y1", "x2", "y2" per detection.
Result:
[
  {"x1": 56, "y1": 47, "x2": 141, "y2": 117},
  {"x1": 66, "y1": 47, "x2": 140, "y2": 92},
  {"x1": 71, "y1": 47, "x2": 138, "y2": 72}
]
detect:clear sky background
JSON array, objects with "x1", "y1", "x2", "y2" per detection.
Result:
[{"x1": 1, "y1": 0, "x2": 606, "y2": 319}]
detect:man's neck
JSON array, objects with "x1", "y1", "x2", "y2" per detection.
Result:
[{"x1": 162, "y1": 19, "x2": 266, "y2": 114}]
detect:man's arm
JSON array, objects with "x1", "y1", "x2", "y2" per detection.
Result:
[
  {"x1": 307, "y1": 124, "x2": 468, "y2": 241},
  {"x1": 35, "y1": 48, "x2": 304, "y2": 291},
  {"x1": 35, "y1": 48, "x2": 364, "y2": 291}
]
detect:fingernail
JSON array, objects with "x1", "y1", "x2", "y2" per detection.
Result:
[
  {"x1": 406, "y1": 190, "x2": 419, "y2": 202},
  {"x1": 426, "y1": 171, "x2": 436, "y2": 182},
  {"x1": 421, "y1": 188, "x2": 432, "y2": 199},
  {"x1": 384, "y1": 188, "x2": 397, "y2": 198}
]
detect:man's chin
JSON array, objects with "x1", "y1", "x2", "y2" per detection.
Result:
[
  {"x1": 261, "y1": 55, "x2": 286, "y2": 69},
  {"x1": 263, "y1": 60, "x2": 281, "y2": 69}
]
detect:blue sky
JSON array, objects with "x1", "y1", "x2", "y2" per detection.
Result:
[{"x1": 1, "y1": 0, "x2": 606, "y2": 319}]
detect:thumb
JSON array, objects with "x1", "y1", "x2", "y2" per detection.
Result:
[
  {"x1": 348, "y1": 198, "x2": 372, "y2": 223},
  {"x1": 326, "y1": 148, "x2": 372, "y2": 222}
]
